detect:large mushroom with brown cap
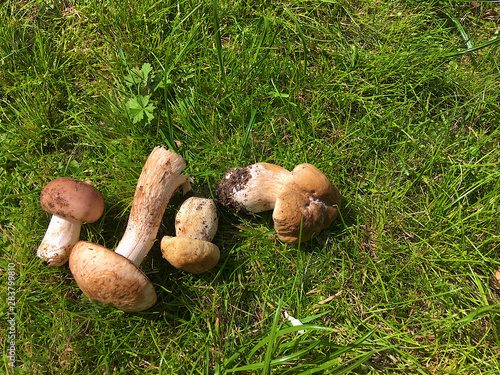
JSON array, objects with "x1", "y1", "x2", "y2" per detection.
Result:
[
  {"x1": 37, "y1": 178, "x2": 105, "y2": 266},
  {"x1": 161, "y1": 197, "x2": 220, "y2": 274},
  {"x1": 69, "y1": 147, "x2": 188, "y2": 312},
  {"x1": 216, "y1": 162, "x2": 341, "y2": 243}
]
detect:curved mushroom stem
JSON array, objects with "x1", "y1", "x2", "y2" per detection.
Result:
[
  {"x1": 37, "y1": 215, "x2": 81, "y2": 266},
  {"x1": 216, "y1": 163, "x2": 290, "y2": 213},
  {"x1": 114, "y1": 147, "x2": 188, "y2": 267}
]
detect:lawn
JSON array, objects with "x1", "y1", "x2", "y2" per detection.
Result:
[{"x1": 1, "y1": 0, "x2": 500, "y2": 373}]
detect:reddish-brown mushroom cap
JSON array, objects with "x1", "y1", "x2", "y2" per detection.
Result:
[
  {"x1": 40, "y1": 177, "x2": 104, "y2": 223},
  {"x1": 37, "y1": 178, "x2": 105, "y2": 266},
  {"x1": 272, "y1": 163, "x2": 341, "y2": 243},
  {"x1": 69, "y1": 241, "x2": 157, "y2": 312}
]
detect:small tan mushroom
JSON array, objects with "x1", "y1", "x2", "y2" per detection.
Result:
[
  {"x1": 161, "y1": 197, "x2": 220, "y2": 274},
  {"x1": 37, "y1": 178, "x2": 105, "y2": 266},
  {"x1": 217, "y1": 162, "x2": 341, "y2": 243},
  {"x1": 161, "y1": 237, "x2": 220, "y2": 274},
  {"x1": 69, "y1": 147, "x2": 188, "y2": 312}
]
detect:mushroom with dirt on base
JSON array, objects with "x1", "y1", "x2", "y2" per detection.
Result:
[
  {"x1": 216, "y1": 162, "x2": 341, "y2": 243},
  {"x1": 69, "y1": 147, "x2": 189, "y2": 312}
]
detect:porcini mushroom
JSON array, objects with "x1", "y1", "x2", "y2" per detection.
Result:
[
  {"x1": 161, "y1": 197, "x2": 220, "y2": 274},
  {"x1": 216, "y1": 162, "x2": 341, "y2": 243},
  {"x1": 69, "y1": 147, "x2": 188, "y2": 312},
  {"x1": 37, "y1": 178, "x2": 105, "y2": 266}
]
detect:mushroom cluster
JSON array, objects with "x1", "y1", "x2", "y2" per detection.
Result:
[
  {"x1": 69, "y1": 146, "x2": 189, "y2": 312},
  {"x1": 36, "y1": 147, "x2": 341, "y2": 313},
  {"x1": 216, "y1": 162, "x2": 341, "y2": 243}
]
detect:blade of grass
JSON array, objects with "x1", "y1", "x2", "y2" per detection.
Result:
[
  {"x1": 288, "y1": 331, "x2": 378, "y2": 374},
  {"x1": 117, "y1": 44, "x2": 131, "y2": 76},
  {"x1": 441, "y1": 36, "x2": 500, "y2": 57},
  {"x1": 251, "y1": 17, "x2": 270, "y2": 65},
  {"x1": 263, "y1": 298, "x2": 283, "y2": 374},
  {"x1": 445, "y1": 11, "x2": 474, "y2": 51},
  {"x1": 213, "y1": 0, "x2": 226, "y2": 88},
  {"x1": 245, "y1": 16, "x2": 279, "y2": 83},
  {"x1": 284, "y1": 8, "x2": 308, "y2": 74},
  {"x1": 443, "y1": 10, "x2": 476, "y2": 62},
  {"x1": 239, "y1": 108, "x2": 257, "y2": 158},
  {"x1": 151, "y1": 52, "x2": 177, "y2": 152}
]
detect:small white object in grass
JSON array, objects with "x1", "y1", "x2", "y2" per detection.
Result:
[{"x1": 284, "y1": 311, "x2": 305, "y2": 334}]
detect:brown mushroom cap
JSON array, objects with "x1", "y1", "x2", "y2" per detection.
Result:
[
  {"x1": 69, "y1": 241, "x2": 157, "y2": 312},
  {"x1": 40, "y1": 177, "x2": 105, "y2": 223},
  {"x1": 272, "y1": 163, "x2": 341, "y2": 243},
  {"x1": 161, "y1": 236, "x2": 220, "y2": 274}
]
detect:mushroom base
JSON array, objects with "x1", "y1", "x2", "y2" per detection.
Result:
[{"x1": 37, "y1": 215, "x2": 81, "y2": 266}]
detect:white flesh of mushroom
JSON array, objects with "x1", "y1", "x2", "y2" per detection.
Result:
[
  {"x1": 175, "y1": 197, "x2": 218, "y2": 242},
  {"x1": 229, "y1": 163, "x2": 290, "y2": 213},
  {"x1": 37, "y1": 215, "x2": 81, "y2": 266}
]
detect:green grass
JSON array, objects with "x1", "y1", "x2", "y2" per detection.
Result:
[{"x1": 1, "y1": 0, "x2": 500, "y2": 373}]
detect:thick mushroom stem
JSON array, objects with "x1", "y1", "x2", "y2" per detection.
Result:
[
  {"x1": 175, "y1": 197, "x2": 219, "y2": 242},
  {"x1": 216, "y1": 163, "x2": 290, "y2": 214},
  {"x1": 37, "y1": 215, "x2": 81, "y2": 266},
  {"x1": 114, "y1": 147, "x2": 188, "y2": 266}
]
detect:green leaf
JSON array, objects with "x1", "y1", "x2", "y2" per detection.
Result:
[
  {"x1": 125, "y1": 94, "x2": 156, "y2": 124},
  {"x1": 125, "y1": 63, "x2": 154, "y2": 87},
  {"x1": 140, "y1": 63, "x2": 153, "y2": 81}
]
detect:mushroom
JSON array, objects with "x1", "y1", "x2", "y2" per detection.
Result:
[
  {"x1": 161, "y1": 197, "x2": 220, "y2": 274},
  {"x1": 216, "y1": 163, "x2": 341, "y2": 243},
  {"x1": 37, "y1": 178, "x2": 105, "y2": 266},
  {"x1": 69, "y1": 147, "x2": 188, "y2": 312}
]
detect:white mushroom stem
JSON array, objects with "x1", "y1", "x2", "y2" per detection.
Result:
[
  {"x1": 219, "y1": 163, "x2": 291, "y2": 213},
  {"x1": 175, "y1": 197, "x2": 218, "y2": 242},
  {"x1": 114, "y1": 147, "x2": 188, "y2": 267},
  {"x1": 37, "y1": 215, "x2": 81, "y2": 266}
]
